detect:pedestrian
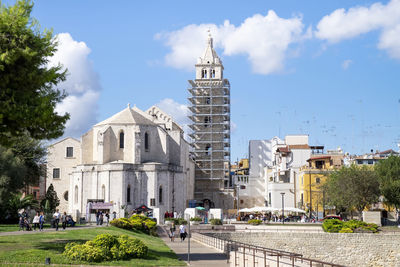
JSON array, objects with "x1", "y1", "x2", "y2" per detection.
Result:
[
  {"x1": 61, "y1": 212, "x2": 67, "y2": 230},
  {"x1": 19, "y1": 216, "x2": 24, "y2": 231},
  {"x1": 169, "y1": 222, "x2": 176, "y2": 242},
  {"x1": 96, "y1": 210, "x2": 100, "y2": 225},
  {"x1": 99, "y1": 212, "x2": 104, "y2": 225},
  {"x1": 105, "y1": 212, "x2": 110, "y2": 226},
  {"x1": 53, "y1": 209, "x2": 60, "y2": 231},
  {"x1": 24, "y1": 217, "x2": 32, "y2": 231},
  {"x1": 33, "y1": 212, "x2": 40, "y2": 231},
  {"x1": 179, "y1": 223, "x2": 187, "y2": 242},
  {"x1": 39, "y1": 211, "x2": 45, "y2": 231}
]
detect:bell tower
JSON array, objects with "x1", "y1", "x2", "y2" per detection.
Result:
[{"x1": 188, "y1": 32, "x2": 232, "y2": 209}]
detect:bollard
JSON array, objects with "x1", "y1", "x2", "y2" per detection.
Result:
[{"x1": 45, "y1": 257, "x2": 51, "y2": 265}]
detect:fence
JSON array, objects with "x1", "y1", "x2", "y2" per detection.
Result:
[{"x1": 191, "y1": 232, "x2": 346, "y2": 267}]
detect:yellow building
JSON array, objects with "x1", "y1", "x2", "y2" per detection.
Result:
[
  {"x1": 299, "y1": 154, "x2": 343, "y2": 218},
  {"x1": 232, "y1": 158, "x2": 249, "y2": 175}
]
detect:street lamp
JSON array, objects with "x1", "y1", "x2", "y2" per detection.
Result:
[{"x1": 280, "y1": 192, "x2": 285, "y2": 225}]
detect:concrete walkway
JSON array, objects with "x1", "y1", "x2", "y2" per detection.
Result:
[{"x1": 159, "y1": 226, "x2": 229, "y2": 267}]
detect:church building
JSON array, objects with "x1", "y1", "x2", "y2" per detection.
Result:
[{"x1": 46, "y1": 104, "x2": 195, "y2": 223}]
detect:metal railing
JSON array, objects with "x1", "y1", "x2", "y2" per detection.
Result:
[{"x1": 191, "y1": 232, "x2": 346, "y2": 267}]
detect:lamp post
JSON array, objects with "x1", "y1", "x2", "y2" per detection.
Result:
[
  {"x1": 280, "y1": 192, "x2": 285, "y2": 224},
  {"x1": 236, "y1": 184, "x2": 240, "y2": 216}
]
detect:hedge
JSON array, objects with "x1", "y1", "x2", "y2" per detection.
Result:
[
  {"x1": 248, "y1": 219, "x2": 262, "y2": 225},
  {"x1": 210, "y1": 218, "x2": 222, "y2": 225},
  {"x1": 322, "y1": 219, "x2": 378, "y2": 233},
  {"x1": 63, "y1": 234, "x2": 148, "y2": 262},
  {"x1": 110, "y1": 215, "x2": 157, "y2": 235},
  {"x1": 165, "y1": 218, "x2": 187, "y2": 225}
]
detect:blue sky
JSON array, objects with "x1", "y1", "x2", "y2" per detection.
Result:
[{"x1": 5, "y1": 0, "x2": 400, "y2": 160}]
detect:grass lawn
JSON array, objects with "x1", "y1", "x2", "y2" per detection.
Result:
[
  {"x1": 0, "y1": 226, "x2": 185, "y2": 266},
  {"x1": 0, "y1": 223, "x2": 64, "y2": 232}
]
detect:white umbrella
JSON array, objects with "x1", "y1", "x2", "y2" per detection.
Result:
[
  {"x1": 250, "y1": 206, "x2": 278, "y2": 212},
  {"x1": 238, "y1": 208, "x2": 252, "y2": 212}
]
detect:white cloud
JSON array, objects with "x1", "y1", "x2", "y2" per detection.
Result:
[
  {"x1": 156, "y1": 11, "x2": 308, "y2": 75},
  {"x1": 155, "y1": 98, "x2": 191, "y2": 127},
  {"x1": 315, "y1": 0, "x2": 400, "y2": 59},
  {"x1": 378, "y1": 24, "x2": 400, "y2": 59},
  {"x1": 49, "y1": 33, "x2": 101, "y2": 138},
  {"x1": 342, "y1": 59, "x2": 353, "y2": 70}
]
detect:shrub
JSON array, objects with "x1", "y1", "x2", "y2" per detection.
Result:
[
  {"x1": 190, "y1": 217, "x2": 202, "y2": 222},
  {"x1": 63, "y1": 234, "x2": 148, "y2": 262},
  {"x1": 110, "y1": 217, "x2": 133, "y2": 230},
  {"x1": 111, "y1": 215, "x2": 157, "y2": 235},
  {"x1": 248, "y1": 219, "x2": 262, "y2": 225},
  {"x1": 339, "y1": 227, "x2": 353, "y2": 233},
  {"x1": 323, "y1": 219, "x2": 379, "y2": 233},
  {"x1": 165, "y1": 218, "x2": 187, "y2": 225},
  {"x1": 322, "y1": 219, "x2": 344, "y2": 233},
  {"x1": 210, "y1": 218, "x2": 222, "y2": 225}
]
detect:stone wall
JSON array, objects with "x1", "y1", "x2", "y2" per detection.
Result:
[{"x1": 212, "y1": 232, "x2": 400, "y2": 267}]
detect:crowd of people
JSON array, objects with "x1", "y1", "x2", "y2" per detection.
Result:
[
  {"x1": 238, "y1": 213, "x2": 313, "y2": 223},
  {"x1": 18, "y1": 209, "x2": 76, "y2": 231},
  {"x1": 95, "y1": 210, "x2": 112, "y2": 226}
]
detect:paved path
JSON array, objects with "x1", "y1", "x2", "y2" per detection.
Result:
[{"x1": 159, "y1": 226, "x2": 229, "y2": 267}]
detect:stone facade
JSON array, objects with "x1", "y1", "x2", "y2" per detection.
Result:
[
  {"x1": 212, "y1": 232, "x2": 400, "y2": 267},
  {"x1": 47, "y1": 137, "x2": 81, "y2": 212},
  {"x1": 47, "y1": 104, "x2": 195, "y2": 223}
]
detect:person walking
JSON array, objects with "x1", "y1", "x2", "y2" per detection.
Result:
[
  {"x1": 53, "y1": 209, "x2": 60, "y2": 231},
  {"x1": 39, "y1": 211, "x2": 45, "y2": 231},
  {"x1": 19, "y1": 216, "x2": 24, "y2": 231},
  {"x1": 96, "y1": 210, "x2": 100, "y2": 225},
  {"x1": 169, "y1": 222, "x2": 176, "y2": 242},
  {"x1": 32, "y1": 212, "x2": 40, "y2": 231},
  {"x1": 105, "y1": 212, "x2": 110, "y2": 226},
  {"x1": 61, "y1": 212, "x2": 67, "y2": 230},
  {"x1": 179, "y1": 223, "x2": 187, "y2": 242},
  {"x1": 99, "y1": 212, "x2": 104, "y2": 225}
]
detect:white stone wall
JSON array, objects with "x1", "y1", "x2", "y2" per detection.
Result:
[
  {"x1": 47, "y1": 138, "x2": 81, "y2": 213},
  {"x1": 214, "y1": 232, "x2": 400, "y2": 267}
]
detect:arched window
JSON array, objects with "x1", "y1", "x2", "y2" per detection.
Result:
[
  {"x1": 202, "y1": 69, "x2": 207, "y2": 78},
  {"x1": 119, "y1": 131, "x2": 124, "y2": 148},
  {"x1": 144, "y1": 132, "x2": 149, "y2": 151},
  {"x1": 64, "y1": 191, "x2": 69, "y2": 201},
  {"x1": 206, "y1": 97, "x2": 211, "y2": 104},
  {"x1": 102, "y1": 185, "x2": 105, "y2": 200},
  {"x1": 74, "y1": 185, "x2": 78, "y2": 204},
  {"x1": 316, "y1": 177, "x2": 321, "y2": 184},
  {"x1": 211, "y1": 69, "x2": 215, "y2": 78},
  {"x1": 127, "y1": 185, "x2": 131, "y2": 203},
  {"x1": 159, "y1": 186, "x2": 163, "y2": 204}
]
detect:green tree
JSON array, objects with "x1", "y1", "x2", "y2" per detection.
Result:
[
  {"x1": 0, "y1": 135, "x2": 46, "y2": 222},
  {"x1": 375, "y1": 155, "x2": 400, "y2": 214},
  {"x1": 5, "y1": 192, "x2": 38, "y2": 221},
  {"x1": 0, "y1": 0, "x2": 69, "y2": 147},
  {"x1": 41, "y1": 184, "x2": 59, "y2": 213},
  {"x1": 0, "y1": 146, "x2": 27, "y2": 210},
  {"x1": 324, "y1": 165, "x2": 380, "y2": 218}
]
